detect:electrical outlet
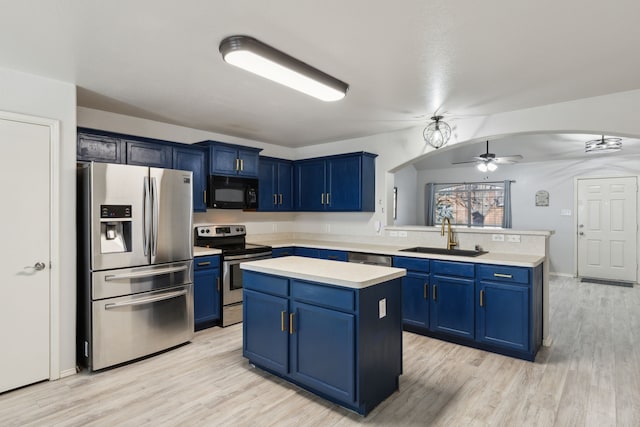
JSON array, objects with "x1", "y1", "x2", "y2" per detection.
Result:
[
  {"x1": 389, "y1": 231, "x2": 398, "y2": 237},
  {"x1": 507, "y1": 234, "x2": 521, "y2": 243},
  {"x1": 398, "y1": 231, "x2": 408, "y2": 237},
  {"x1": 492, "y1": 234, "x2": 505, "y2": 242}
]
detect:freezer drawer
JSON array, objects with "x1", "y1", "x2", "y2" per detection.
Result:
[
  {"x1": 92, "y1": 261, "x2": 193, "y2": 300},
  {"x1": 91, "y1": 283, "x2": 194, "y2": 371}
]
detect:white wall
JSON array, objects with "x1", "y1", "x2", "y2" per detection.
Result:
[
  {"x1": 412, "y1": 153, "x2": 640, "y2": 275},
  {"x1": 392, "y1": 164, "x2": 418, "y2": 226},
  {"x1": 0, "y1": 66, "x2": 77, "y2": 376}
]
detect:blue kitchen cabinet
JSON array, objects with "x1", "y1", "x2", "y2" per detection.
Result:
[
  {"x1": 200, "y1": 141, "x2": 262, "y2": 178},
  {"x1": 173, "y1": 146, "x2": 207, "y2": 212},
  {"x1": 258, "y1": 156, "x2": 293, "y2": 211},
  {"x1": 294, "y1": 152, "x2": 376, "y2": 212},
  {"x1": 294, "y1": 247, "x2": 319, "y2": 258},
  {"x1": 290, "y1": 300, "x2": 356, "y2": 403},
  {"x1": 430, "y1": 260, "x2": 475, "y2": 340},
  {"x1": 242, "y1": 270, "x2": 402, "y2": 415},
  {"x1": 193, "y1": 255, "x2": 221, "y2": 330},
  {"x1": 77, "y1": 132, "x2": 123, "y2": 163},
  {"x1": 272, "y1": 247, "x2": 295, "y2": 258},
  {"x1": 125, "y1": 140, "x2": 173, "y2": 168},
  {"x1": 476, "y1": 264, "x2": 543, "y2": 359},
  {"x1": 317, "y1": 249, "x2": 348, "y2": 261},
  {"x1": 295, "y1": 158, "x2": 326, "y2": 211},
  {"x1": 394, "y1": 256, "x2": 430, "y2": 329},
  {"x1": 243, "y1": 289, "x2": 289, "y2": 375}
]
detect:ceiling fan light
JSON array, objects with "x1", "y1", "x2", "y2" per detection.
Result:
[
  {"x1": 423, "y1": 116, "x2": 451, "y2": 149},
  {"x1": 585, "y1": 135, "x2": 622, "y2": 153},
  {"x1": 477, "y1": 162, "x2": 488, "y2": 172},
  {"x1": 219, "y1": 35, "x2": 349, "y2": 102},
  {"x1": 487, "y1": 161, "x2": 498, "y2": 172}
]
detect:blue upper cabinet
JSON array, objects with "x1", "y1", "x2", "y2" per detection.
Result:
[
  {"x1": 199, "y1": 141, "x2": 262, "y2": 178},
  {"x1": 173, "y1": 146, "x2": 207, "y2": 212},
  {"x1": 294, "y1": 152, "x2": 376, "y2": 212},
  {"x1": 77, "y1": 132, "x2": 123, "y2": 163},
  {"x1": 125, "y1": 140, "x2": 173, "y2": 168},
  {"x1": 259, "y1": 156, "x2": 293, "y2": 211}
]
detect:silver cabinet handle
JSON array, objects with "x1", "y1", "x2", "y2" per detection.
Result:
[
  {"x1": 321, "y1": 193, "x2": 325, "y2": 205},
  {"x1": 279, "y1": 194, "x2": 283, "y2": 205},
  {"x1": 104, "y1": 289, "x2": 187, "y2": 310},
  {"x1": 326, "y1": 193, "x2": 330, "y2": 205},
  {"x1": 240, "y1": 159, "x2": 244, "y2": 171},
  {"x1": 25, "y1": 262, "x2": 46, "y2": 271},
  {"x1": 273, "y1": 194, "x2": 278, "y2": 205},
  {"x1": 493, "y1": 273, "x2": 512, "y2": 279},
  {"x1": 104, "y1": 265, "x2": 189, "y2": 281}
]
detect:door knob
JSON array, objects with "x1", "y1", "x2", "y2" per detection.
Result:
[{"x1": 25, "y1": 262, "x2": 46, "y2": 271}]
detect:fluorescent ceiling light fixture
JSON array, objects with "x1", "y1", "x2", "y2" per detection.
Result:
[
  {"x1": 219, "y1": 35, "x2": 349, "y2": 102},
  {"x1": 585, "y1": 135, "x2": 622, "y2": 153}
]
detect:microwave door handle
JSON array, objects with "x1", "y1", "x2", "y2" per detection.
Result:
[
  {"x1": 143, "y1": 177, "x2": 150, "y2": 256},
  {"x1": 151, "y1": 177, "x2": 158, "y2": 257}
]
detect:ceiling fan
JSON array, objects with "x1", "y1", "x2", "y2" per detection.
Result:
[{"x1": 452, "y1": 141, "x2": 523, "y2": 171}]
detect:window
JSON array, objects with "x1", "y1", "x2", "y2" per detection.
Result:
[{"x1": 432, "y1": 182, "x2": 506, "y2": 227}]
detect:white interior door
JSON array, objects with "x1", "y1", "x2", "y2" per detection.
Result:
[
  {"x1": 577, "y1": 176, "x2": 638, "y2": 283},
  {"x1": 0, "y1": 117, "x2": 51, "y2": 393}
]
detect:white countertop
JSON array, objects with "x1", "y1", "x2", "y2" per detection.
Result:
[
  {"x1": 251, "y1": 239, "x2": 545, "y2": 267},
  {"x1": 193, "y1": 247, "x2": 222, "y2": 257},
  {"x1": 240, "y1": 256, "x2": 406, "y2": 289}
]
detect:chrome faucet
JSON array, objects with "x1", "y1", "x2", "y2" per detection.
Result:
[{"x1": 441, "y1": 217, "x2": 457, "y2": 250}]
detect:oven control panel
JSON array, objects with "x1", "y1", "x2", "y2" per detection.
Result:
[{"x1": 196, "y1": 225, "x2": 246, "y2": 237}]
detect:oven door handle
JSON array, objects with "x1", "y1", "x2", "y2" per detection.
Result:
[
  {"x1": 104, "y1": 289, "x2": 187, "y2": 310},
  {"x1": 223, "y1": 252, "x2": 272, "y2": 261}
]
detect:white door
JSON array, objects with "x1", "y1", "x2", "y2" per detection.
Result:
[
  {"x1": 577, "y1": 177, "x2": 638, "y2": 283},
  {"x1": 0, "y1": 117, "x2": 51, "y2": 393}
]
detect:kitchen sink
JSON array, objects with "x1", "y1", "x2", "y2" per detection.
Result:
[{"x1": 399, "y1": 247, "x2": 488, "y2": 257}]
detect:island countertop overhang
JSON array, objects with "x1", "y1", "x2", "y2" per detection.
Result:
[{"x1": 240, "y1": 256, "x2": 406, "y2": 289}]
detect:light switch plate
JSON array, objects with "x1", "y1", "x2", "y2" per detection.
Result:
[
  {"x1": 492, "y1": 234, "x2": 505, "y2": 242},
  {"x1": 398, "y1": 231, "x2": 408, "y2": 237},
  {"x1": 507, "y1": 234, "x2": 521, "y2": 243},
  {"x1": 379, "y1": 298, "x2": 387, "y2": 319},
  {"x1": 389, "y1": 231, "x2": 398, "y2": 237}
]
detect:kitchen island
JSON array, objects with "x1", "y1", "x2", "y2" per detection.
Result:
[{"x1": 240, "y1": 256, "x2": 406, "y2": 416}]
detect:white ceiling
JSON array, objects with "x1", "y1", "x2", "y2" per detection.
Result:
[{"x1": 0, "y1": 1, "x2": 639, "y2": 148}]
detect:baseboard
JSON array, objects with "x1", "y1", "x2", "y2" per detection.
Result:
[
  {"x1": 548, "y1": 272, "x2": 575, "y2": 278},
  {"x1": 542, "y1": 336, "x2": 553, "y2": 347},
  {"x1": 59, "y1": 368, "x2": 77, "y2": 378}
]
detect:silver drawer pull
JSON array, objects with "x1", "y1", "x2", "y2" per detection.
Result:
[
  {"x1": 493, "y1": 273, "x2": 513, "y2": 278},
  {"x1": 197, "y1": 261, "x2": 211, "y2": 267},
  {"x1": 104, "y1": 265, "x2": 189, "y2": 281},
  {"x1": 104, "y1": 289, "x2": 187, "y2": 309}
]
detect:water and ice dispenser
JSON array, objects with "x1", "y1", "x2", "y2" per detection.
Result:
[{"x1": 99, "y1": 205, "x2": 132, "y2": 253}]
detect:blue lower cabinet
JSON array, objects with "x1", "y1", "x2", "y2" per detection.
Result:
[
  {"x1": 193, "y1": 256, "x2": 220, "y2": 330},
  {"x1": 243, "y1": 289, "x2": 289, "y2": 374},
  {"x1": 290, "y1": 301, "x2": 355, "y2": 403},
  {"x1": 402, "y1": 271, "x2": 430, "y2": 329},
  {"x1": 272, "y1": 247, "x2": 295, "y2": 258},
  {"x1": 476, "y1": 280, "x2": 529, "y2": 352},
  {"x1": 294, "y1": 247, "x2": 319, "y2": 258},
  {"x1": 242, "y1": 270, "x2": 402, "y2": 415},
  {"x1": 430, "y1": 274, "x2": 475, "y2": 339},
  {"x1": 317, "y1": 249, "x2": 348, "y2": 261}
]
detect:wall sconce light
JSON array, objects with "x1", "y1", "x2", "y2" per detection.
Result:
[{"x1": 219, "y1": 35, "x2": 349, "y2": 102}]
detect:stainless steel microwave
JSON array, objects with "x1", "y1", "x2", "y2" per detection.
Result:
[{"x1": 207, "y1": 175, "x2": 259, "y2": 209}]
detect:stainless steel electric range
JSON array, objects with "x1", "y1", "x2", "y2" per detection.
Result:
[{"x1": 194, "y1": 225, "x2": 272, "y2": 326}]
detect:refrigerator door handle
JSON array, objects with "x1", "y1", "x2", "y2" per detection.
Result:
[
  {"x1": 104, "y1": 289, "x2": 188, "y2": 310},
  {"x1": 143, "y1": 177, "x2": 150, "y2": 256},
  {"x1": 151, "y1": 176, "x2": 159, "y2": 257},
  {"x1": 103, "y1": 265, "x2": 190, "y2": 281}
]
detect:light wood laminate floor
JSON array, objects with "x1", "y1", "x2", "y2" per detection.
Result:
[{"x1": 1, "y1": 276, "x2": 639, "y2": 426}]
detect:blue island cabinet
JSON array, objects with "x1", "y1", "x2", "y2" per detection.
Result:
[{"x1": 243, "y1": 270, "x2": 402, "y2": 415}]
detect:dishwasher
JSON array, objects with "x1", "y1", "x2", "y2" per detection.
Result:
[{"x1": 347, "y1": 251, "x2": 392, "y2": 267}]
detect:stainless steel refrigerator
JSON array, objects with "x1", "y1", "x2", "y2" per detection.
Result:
[{"x1": 77, "y1": 162, "x2": 194, "y2": 371}]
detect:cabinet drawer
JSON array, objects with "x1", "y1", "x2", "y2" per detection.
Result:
[
  {"x1": 244, "y1": 271, "x2": 289, "y2": 297},
  {"x1": 194, "y1": 255, "x2": 220, "y2": 271},
  {"x1": 272, "y1": 247, "x2": 295, "y2": 258},
  {"x1": 294, "y1": 247, "x2": 319, "y2": 258},
  {"x1": 431, "y1": 260, "x2": 474, "y2": 278},
  {"x1": 320, "y1": 249, "x2": 348, "y2": 262},
  {"x1": 291, "y1": 280, "x2": 355, "y2": 312},
  {"x1": 477, "y1": 264, "x2": 529, "y2": 284},
  {"x1": 393, "y1": 256, "x2": 429, "y2": 273}
]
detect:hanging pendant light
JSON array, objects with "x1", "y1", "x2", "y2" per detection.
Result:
[
  {"x1": 423, "y1": 116, "x2": 451, "y2": 149},
  {"x1": 585, "y1": 135, "x2": 622, "y2": 153}
]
